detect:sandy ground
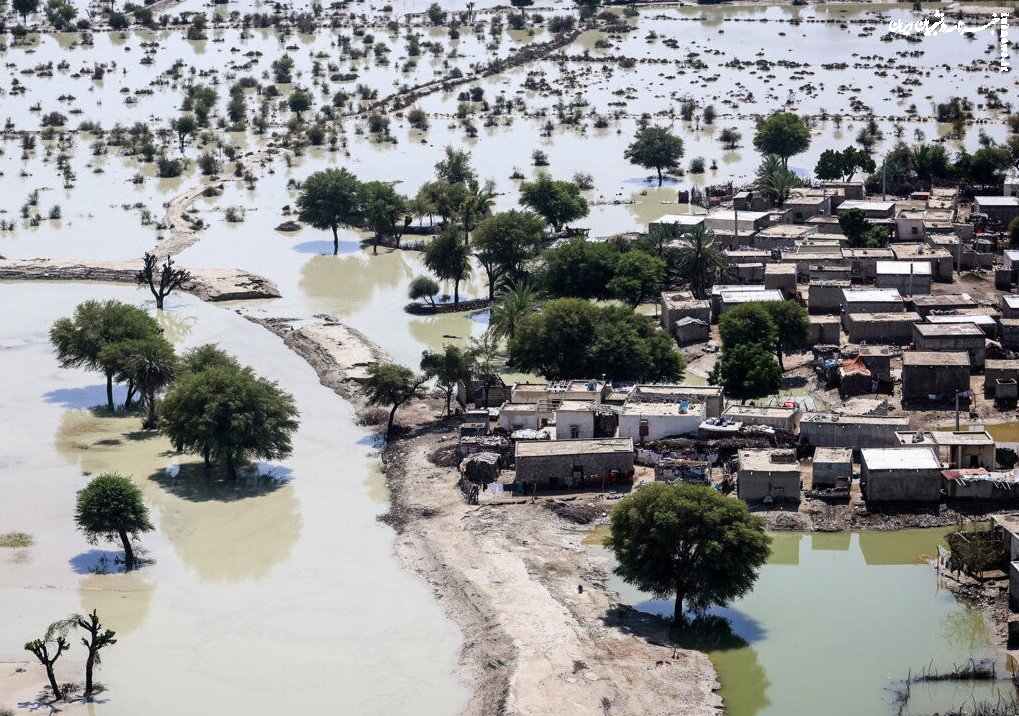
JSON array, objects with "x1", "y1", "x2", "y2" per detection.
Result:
[
  {"x1": 0, "y1": 258, "x2": 280, "y2": 302},
  {"x1": 251, "y1": 314, "x2": 722, "y2": 716}
]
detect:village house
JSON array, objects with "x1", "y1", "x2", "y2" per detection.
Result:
[
  {"x1": 809, "y1": 280, "x2": 850, "y2": 314},
  {"x1": 1001, "y1": 295, "x2": 1019, "y2": 319},
  {"x1": 889, "y1": 243, "x2": 955, "y2": 281},
  {"x1": 985, "y1": 359, "x2": 1019, "y2": 400},
  {"x1": 855, "y1": 345, "x2": 894, "y2": 382},
  {"x1": 845, "y1": 311, "x2": 921, "y2": 345},
  {"x1": 900, "y1": 351, "x2": 970, "y2": 402},
  {"x1": 874, "y1": 261, "x2": 932, "y2": 295},
  {"x1": 718, "y1": 289, "x2": 785, "y2": 317},
  {"x1": 674, "y1": 316, "x2": 711, "y2": 345},
  {"x1": 722, "y1": 405, "x2": 799, "y2": 432},
  {"x1": 799, "y1": 412, "x2": 911, "y2": 450},
  {"x1": 628, "y1": 384, "x2": 724, "y2": 418},
  {"x1": 1001, "y1": 319, "x2": 1019, "y2": 351},
  {"x1": 808, "y1": 315, "x2": 841, "y2": 344},
  {"x1": 974, "y1": 196, "x2": 1019, "y2": 226},
  {"x1": 909, "y1": 293, "x2": 978, "y2": 317},
  {"x1": 811, "y1": 447, "x2": 853, "y2": 488},
  {"x1": 752, "y1": 224, "x2": 817, "y2": 251},
  {"x1": 513, "y1": 438, "x2": 635, "y2": 488},
  {"x1": 659, "y1": 291, "x2": 711, "y2": 335},
  {"x1": 925, "y1": 312, "x2": 999, "y2": 339},
  {"x1": 784, "y1": 194, "x2": 832, "y2": 224},
  {"x1": 647, "y1": 214, "x2": 706, "y2": 235},
  {"x1": 838, "y1": 356, "x2": 875, "y2": 397},
  {"x1": 861, "y1": 447, "x2": 943, "y2": 502},
  {"x1": 705, "y1": 209, "x2": 772, "y2": 240},
  {"x1": 809, "y1": 263, "x2": 853, "y2": 283},
  {"x1": 837, "y1": 199, "x2": 897, "y2": 219},
  {"x1": 942, "y1": 469, "x2": 1019, "y2": 500},
  {"x1": 764, "y1": 263, "x2": 798, "y2": 300},
  {"x1": 710, "y1": 284, "x2": 769, "y2": 320},
  {"x1": 842, "y1": 247, "x2": 895, "y2": 280},
  {"x1": 736, "y1": 449, "x2": 801, "y2": 503},
  {"x1": 839, "y1": 287, "x2": 904, "y2": 328},
  {"x1": 553, "y1": 400, "x2": 597, "y2": 440},
  {"x1": 931, "y1": 430, "x2": 996, "y2": 470},
  {"x1": 912, "y1": 323, "x2": 985, "y2": 370},
  {"x1": 617, "y1": 398, "x2": 705, "y2": 442}
]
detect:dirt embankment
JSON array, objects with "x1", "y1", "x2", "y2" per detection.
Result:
[
  {"x1": 0, "y1": 258, "x2": 280, "y2": 302},
  {"x1": 252, "y1": 314, "x2": 722, "y2": 716}
]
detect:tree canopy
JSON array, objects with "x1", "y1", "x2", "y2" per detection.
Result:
[
  {"x1": 838, "y1": 208, "x2": 888, "y2": 248},
  {"x1": 814, "y1": 146, "x2": 875, "y2": 182},
  {"x1": 509, "y1": 298, "x2": 684, "y2": 381},
  {"x1": 472, "y1": 210, "x2": 545, "y2": 299},
  {"x1": 421, "y1": 344, "x2": 473, "y2": 415},
  {"x1": 624, "y1": 124, "x2": 684, "y2": 185},
  {"x1": 519, "y1": 175, "x2": 589, "y2": 232},
  {"x1": 296, "y1": 168, "x2": 364, "y2": 255},
  {"x1": 98, "y1": 336, "x2": 177, "y2": 429},
  {"x1": 424, "y1": 228, "x2": 472, "y2": 304},
  {"x1": 75, "y1": 472, "x2": 154, "y2": 571},
  {"x1": 753, "y1": 112, "x2": 810, "y2": 167},
  {"x1": 710, "y1": 342, "x2": 781, "y2": 402},
  {"x1": 361, "y1": 363, "x2": 426, "y2": 438},
  {"x1": 605, "y1": 482, "x2": 770, "y2": 623},
  {"x1": 360, "y1": 180, "x2": 407, "y2": 254}
]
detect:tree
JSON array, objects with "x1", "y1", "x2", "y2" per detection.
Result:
[
  {"x1": 296, "y1": 168, "x2": 364, "y2": 255},
  {"x1": 509, "y1": 298, "x2": 684, "y2": 381},
  {"x1": 50, "y1": 300, "x2": 162, "y2": 411},
  {"x1": 1007, "y1": 135, "x2": 1019, "y2": 174},
  {"x1": 624, "y1": 124, "x2": 684, "y2": 186},
  {"x1": 75, "y1": 473, "x2": 154, "y2": 571},
  {"x1": 471, "y1": 210, "x2": 545, "y2": 299},
  {"x1": 178, "y1": 343, "x2": 240, "y2": 375},
  {"x1": 13, "y1": 0, "x2": 38, "y2": 21},
  {"x1": 719, "y1": 127, "x2": 741, "y2": 150},
  {"x1": 1009, "y1": 217, "x2": 1019, "y2": 249},
  {"x1": 814, "y1": 146, "x2": 875, "y2": 182},
  {"x1": 490, "y1": 280, "x2": 542, "y2": 342},
  {"x1": 360, "y1": 363, "x2": 426, "y2": 439},
  {"x1": 753, "y1": 112, "x2": 810, "y2": 168},
  {"x1": 710, "y1": 342, "x2": 781, "y2": 402},
  {"x1": 159, "y1": 364, "x2": 300, "y2": 478},
  {"x1": 76, "y1": 610, "x2": 117, "y2": 699},
  {"x1": 604, "y1": 482, "x2": 770, "y2": 624},
  {"x1": 607, "y1": 251, "x2": 666, "y2": 307},
  {"x1": 136, "y1": 252, "x2": 192, "y2": 310},
  {"x1": 469, "y1": 328, "x2": 505, "y2": 408},
  {"x1": 424, "y1": 228, "x2": 472, "y2": 304},
  {"x1": 674, "y1": 225, "x2": 728, "y2": 299},
  {"x1": 288, "y1": 89, "x2": 312, "y2": 121},
  {"x1": 421, "y1": 344, "x2": 473, "y2": 415},
  {"x1": 518, "y1": 175, "x2": 588, "y2": 232},
  {"x1": 718, "y1": 303, "x2": 777, "y2": 352},
  {"x1": 99, "y1": 337, "x2": 177, "y2": 429},
  {"x1": 754, "y1": 154, "x2": 797, "y2": 207},
  {"x1": 408, "y1": 275, "x2": 440, "y2": 306},
  {"x1": 360, "y1": 181, "x2": 406, "y2": 254},
  {"x1": 172, "y1": 113, "x2": 197, "y2": 153},
  {"x1": 455, "y1": 179, "x2": 494, "y2": 246},
  {"x1": 838, "y1": 208, "x2": 887, "y2": 248},
  {"x1": 25, "y1": 628, "x2": 70, "y2": 700},
  {"x1": 763, "y1": 300, "x2": 809, "y2": 371},
  {"x1": 539, "y1": 236, "x2": 619, "y2": 299},
  {"x1": 910, "y1": 143, "x2": 951, "y2": 191},
  {"x1": 434, "y1": 145, "x2": 477, "y2": 185}
]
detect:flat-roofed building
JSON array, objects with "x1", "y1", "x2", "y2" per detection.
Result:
[
  {"x1": 812, "y1": 447, "x2": 853, "y2": 488},
  {"x1": 931, "y1": 430, "x2": 996, "y2": 470},
  {"x1": 845, "y1": 311, "x2": 920, "y2": 344},
  {"x1": 718, "y1": 289, "x2": 784, "y2": 317},
  {"x1": 910, "y1": 293, "x2": 977, "y2": 317},
  {"x1": 861, "y1": 447, "x2": 942, "y2": 502},
  {"x1": 553, "y1": 400, "x2": 597, "y2": 440},
  {"x1": 618, "y1": 399, "x2": 706, "y2": 442},
  {"x1": 901, "y1": 351, "x2": 970, "y2": 401},
  {"x1": 660, "y1": 291, "x2": 711, "y2": 335},
  {"x1": 974, "y1": 196, "x2": 1019, "y2": 225},
  {"x1": 875, "y1": 261, "x2": 932, "y2": 295},
  {"x1": 764, "y1": 263, "x2": 798, "y2": 299},
  {"x1": 839, "y1": 287, "x2": 903, "y2": 328},
  {"x1": 722, "y1": 405, "x2": 799, "y2": 432},
  {"x1": 912, "y1": 322, "x2": 985, "y2": 369},
  {"x1": 514, "y1": 438, "x2": 635, "y2": 486},
  {"x1": 753, "y1": 223, "x2": 817, "y2": 250},
  {"x1": 799, "y1": 413, "x2": 910, "y2": 450},
  {"x1": 628, "y1": 384, "x2": 724, "y2": 418},
  {"x1": 842, "y1": 248, "x2": 895, "y2": 279},
  {"x1": 837, "y1": 199, "x2": 897, "y2": 219},
  {"x1": 648, "y1": 214, "x2": 706, "y2": 234},
  {"x1": 737, "y1": 449, "x2": 801, "y2": 502}
]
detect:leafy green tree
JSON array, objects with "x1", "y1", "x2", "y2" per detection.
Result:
[
  {"x1": 753, "y1": 112, "x2": 810, "y2": 168},
  {"x1": 674, "y1": 225, "x2": 728, "y2": 299},
  {"x1": 159, "y1": 364, "x2": 300, "y2": 477},
  {"x1": 539, "y1": 236, "x2": 619, "y2": 299},
  {"x1": 99, "y1": 337, "x2": 177, "y2": 429},
  {"x1": 178, "y1": 344, "x2": 240, "y2": 375},
  {"x1": 471, "y1": 210, "x2": 545, "y2": 299},
  {"x1": 718, "y1": 303, "x2": 777, "y2": 352},
  {"x1": 1007, "y1": 135, "x2": 1019, "y2": 174},
  {"x1": 754, "y1": 154, "x2": 797, "y2": 206},
  {"x1": 624, "y1": 124, "x2": 684, "y2": 185},
  {"x1": 13, "y1": 0, "x2": 39, "y2": 21},
  {"x1": 360, "y1": 363, "x2": 426, "y2": 439},
  {"x1": 424, "y1": 228, "x2": 472, "y2": 304},
  {"x1": 490, "y1": 280, "x2": 542, "y2": 342},
  {"x1": 360, "y1": 181, "x2": 406, "y2": 254},
  {"x1": 296, "y1": 168, "x2": 364, "y2": 255},
  {"x1": 50, "y1": 300, "x2": 162, "y2": 411},
  {"x1": 172, "y1": 113, "x2": 197, "y2": 153},
  {"x1": 408, "y1": 275, "x2": 441, "y2": 306},
  {"x1": 814, "y1": 146, "x2": 875, "y2": 182},
  {"x1": 75, "y1": 473, "x2": 154, "y2": 571},
  {"x1": 421, "y1": 345, "x2": 473, "y2": 415},
  {"x1": 288, "y1": 89, "x2": 312, "y2": 121},
  {"x1": 607, "y1": 251, "x2": 666, "y2": 307},
  {"x1": 509, "y1": 298, "x2": 684, "y2": 381},
  {"x1": 719, "y1": 127, "x2": 741, "y2": 150},
  {"x1": 710, "y1": 342, "x2": 781, "y2": 402},
  {"x1": 763, "y1": 300, "x2": 809, "y2": 371},
  {"x1": 605, "y1": 482, "x2": 770, "y2": 624},
  {"x1": 519, "y1": 175, "x2": 589, "y2": 232},
  {"x1": 838, "y1": 208, "x2": 887, "y2": 248},
  {"x1": 469, "y1": 328, "x2": 505, "y2": 408},
  {"x1": 910, "y1": 143, "x2": 951, "y2": 191},
  {"x1": 434, "y1": 145, "x2": 477, "y2": 185}
]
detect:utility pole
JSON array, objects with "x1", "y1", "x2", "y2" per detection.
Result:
[
  {"x1": 882, "y1": 157, "x2": 887, "y2": 201},
  {"x1": 955, "y1": 391, "x2": 961, "y2": 431}
]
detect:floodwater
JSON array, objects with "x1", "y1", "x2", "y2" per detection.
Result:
[
  {"x1": 590, "y1": 527, "x2": 1015, "y2": 716},
  {"x1": 0, "y1": 282, "x2": 466, "y2": 714}
]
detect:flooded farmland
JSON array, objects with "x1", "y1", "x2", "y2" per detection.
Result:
[{"x1": 1, "y1": 0, "x2": 1017, "y2": 713}]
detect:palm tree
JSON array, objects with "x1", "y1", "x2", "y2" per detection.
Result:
[
  {"x1": 490, "y1": 281, "x2": 542, "y2": 342},
  {"x1": 674, "y1": 225, "x2": 727, "y2": 299},
  {"x1": 754, "y1": 154, "x2": 797, "y2": 207},
  {"x1": 458, "y1": 179, "x2": 495, "y2": 246},
  {"x1": 129, "y1": 338, "x2": 177, "y2": 429}
]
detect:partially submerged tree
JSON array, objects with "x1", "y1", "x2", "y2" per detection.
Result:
[
  {"x1": 753, "y1": 112, "x2": 810, "y2": 168},
  {"x1": 136, "y1": 253, "x2": 193, "y2": 310},
  {"x1": 50, "y1": 300, "x2": 162, "y2": 411},
  {"x1": 518, "y1": 175, "x2": 589, "y2": 233},
  {"x1": 76, "y1": 610, "x2": 117, "y2": 699},
  {"x1": 296, "y1": 168, "x2": 364, "y2": 255},
  {"x1": 605, "y1": 482, "x2": 770, "y2": 624},
  {"x1": 624, "y1": 124, "x2": 684, "y2": 185},
  {"x1": 360, "y1": 181, "x2": 407, "y2": 254},
  {"x1": 408, "y1": 275, "x2": 440, "y2": 306},
  {"x1": 25, "y1": 626, "x2": 70, "y2": 700},
  {"x1": 75, "y1": 473, "x2": 153, "y2": 572},
  {"x1": 420, "y1": 344, "x2": 473, "y2": 415},
  {"x1": 172, "y1": 113, "x2": 198, "y2": 153},
  {"x1": 471, "y1": 210, "x2": 545, "y2": 299},
  {"x1": 360, "y1": 363, "x2": 426, "y2": 439},
  {"x1": 424, "y1": 228, "x2": 472, "y2": 305},
  {"x1": 99, "y1": 337, "x2": 177, "y2": 429}
]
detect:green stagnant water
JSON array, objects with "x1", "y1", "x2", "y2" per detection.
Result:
[{"x1": 590, "y1": 527, "x2": 1016, "y2": 716}]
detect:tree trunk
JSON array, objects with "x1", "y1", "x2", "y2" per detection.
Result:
[
  {"x1": 156, "y1": 292, "x2": 165, "y2": 310},
  {"x1": 106, "y1": 372, "x2": 115, "y2": 411},
  {"x1": 673, "y1": 583, "x2": 685, "y2": 625},
  {"x1": 226, "y1": 454, "x2": 237, "y2": 479},
  {"x1": 119, "y1": 528, "x2": 135, "y2": 571},
  {"x1": 45, "y1": 663, "x2": 62, "y2": 700},
  {"x1": 386, "y1": 403, "x2": 399, "y2": 439},
  {"x1": 453, "y1": 279, "x2": 460, "y2": 305},
  {"x1": 332, "y1": 225, "x2": 339, "y2": 256},
  {"x1": 124, "y1": 382, "x2": 135, "y2": 410},
  {"x1": 776, "y1": 344, "x2": 785, "y2": 372},
  {"x1": 84, "y1": 651, "x2": 96, "y2": 698},
  {"x1": 444, "y1": 387, "x2": 452, "y2": 416},
  {"x1": 372, "y1": 234, "x2": 379, "y2": 255},
  {"x1": 656, "y1": 166, "x2": 663, "y2": 186},
  {"x1": 144, "y1": 390, "x2": 158, "y2": 429}
]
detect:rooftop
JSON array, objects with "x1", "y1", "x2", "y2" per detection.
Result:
[
  {"x1": 515, "y1": 438, "x2": 634, "y2": 458},
  {"x1": 838, "y1": 200, "x2": 897, "y2": 212},
  {"x1": 800, "y1": 412, "x2": 910, "y2": 426},
  {"x1": 975, "y1": 196, "x2": 1019, "y2": 207},
  {"x1": 847, "y1": 311, "x2": 921, "y2": 322},
  {"x1": 910, "y1": 294, "x2": 974, "y2": 307},
  {"x1": 757, "y1": 224, "x2": 816, "y2": 237},
  {"x1": 652, "y1": 213, "x2": 707, "y2": 226},
  {"x1": 720, "y1": 290, "x2": 785, "y2": 304},
  {"x1": 914, "y1": 322, "x2": 984, "y2": 337},
  {"x1": 841, "y1": 288, "x2": 902, "y2": 303},
  {"x1": 723, "y1": 405, "x2": 797, "y2": 418},
  {"x1": 861, "y1": 447, "x2": 940, "y2": 471},
  {"x1": 814, "y1": 447, "x2": 853, "y2": 463},
  {"x1": 738, "y1": 449, "x2": 800, "y2": 473},
  {"x1": 931, "y1": 430, "x2": 995, "y2": 447},
  {"x1": 556, "y1": 400, "x2": 596, "y2": 412},
  {"x1": 621, "y1": 401, "x2": 704, "y2": 416},
  {"x1": 926, "y1": 314, "x2": 997, "y2": 327},
  {"x1": 902, "y1": 351, "x2": 970, "y2": 366},
  {"x1": 875, "y1": 261, "x2": 932, "y2": 276}
]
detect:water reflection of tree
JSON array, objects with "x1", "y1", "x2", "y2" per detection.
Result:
[
  {"x1": 674, "y1": 615, "x2": 771, "y2": 716},
  {"x1": 153, "y1": 308, "x2": 199, "y2": 344},
  {"x1": 939, "y1": 608, "x2": 990, "y2": 656},
  {"x1": 78, "y1": 572, "x2": 154, "y2": 636},
  {"x1": 298, "y1": 250, "x2": 412, "y2": 316}
]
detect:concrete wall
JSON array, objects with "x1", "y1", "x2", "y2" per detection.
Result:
[
  {"x1": 799, "y1": 417, "x2": 909, "y2": 450},
  {"x1": 913, "y1": 334, "x2": 985, "y2": 370},
  {"x1": 515, "y1": 450, "x2": 634, "y2": 485},
  {"x1": 808, "y1": 316, "x2": 840, "y2": 345},
  {"x1": 813, "y1": 459, "x2": 853, "y2": 487},
  {"x1": 618, "y1": 411, "x2": 703, "y2": 442},
  {"x1": 846, "y1": 313, "x2": 920, "y2": 344},
  {"x1": 862, "y1": 466, "x2": 942, "y2": 502},
  {"x1": 875, "y1": 273, "x2": 932, "y2": 295},
  {"x1": 901, "y1": 364, "x2": 970, "y2": 401},
  {"x1": 554, "y1": 410, "x2": 595, "y2": 440},
  {"x1": 737, "y1": 469, "x2": 801, "y2": 502},
  {"x1": 809, "y1": 281, "x2": 849, "y2": 314}
]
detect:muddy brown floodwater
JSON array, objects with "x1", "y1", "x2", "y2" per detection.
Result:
[{"x1": 0, "y1": 282, "x2": 466, "y2": 714}]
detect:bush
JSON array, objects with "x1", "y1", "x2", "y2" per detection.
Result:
[{"x1": 157, "y1": 156, "x2": 183, "y2": 178}]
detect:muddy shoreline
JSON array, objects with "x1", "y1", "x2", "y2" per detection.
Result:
[{"x1": 248, "y1": 313, "x2": 722, "y2": 715}]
